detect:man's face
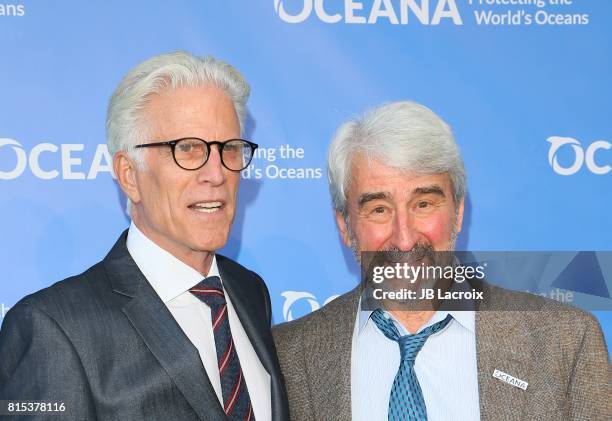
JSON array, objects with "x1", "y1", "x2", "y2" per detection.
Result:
[
  {"x1": 118, "y1": 85, "x2": 241, "y2": 267},
  {"x1": 336, "y1": 154, "x2": 464, "y2": 257}
]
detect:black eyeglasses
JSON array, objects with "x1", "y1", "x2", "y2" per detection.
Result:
[{"x1": 134, "y1": 138, "x2": 258, "y2": 171}]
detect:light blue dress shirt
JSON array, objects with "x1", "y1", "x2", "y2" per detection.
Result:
[{"x1": 351, "y1": 298, "x2": 481, "y2": 420}]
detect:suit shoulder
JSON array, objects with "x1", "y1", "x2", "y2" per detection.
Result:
[
  {"x1": 537, "y1": 294, "x2": 603, "y2": 341},
  {"x1": 272, "y1": 308, "x2": 327, "y2": 361},
  {"x1": 489, "y1": 285, "x2": 597, "y2": 323},
  {"x1": 10, "y1": 260, "x2": 109, "y2": 322},
  {"x1": 486, "y1": 285, "x2": 603, "y2": 347}
]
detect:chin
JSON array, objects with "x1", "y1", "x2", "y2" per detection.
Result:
[{"x1": 194, "y1": 234, "x2": 229, "y2": 252}]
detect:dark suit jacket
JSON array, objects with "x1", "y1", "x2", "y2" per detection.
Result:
[
  {"x1": 273, "y1": 285, "x2": 611, "y2": 420},
  {"x1": 0, "y1": 232, "x2": 289, "y2": 421}
]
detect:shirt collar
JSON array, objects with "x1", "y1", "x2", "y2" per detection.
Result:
[
  {"x1": 358, "y1": 301, "x2": 475, "y2": 336},
  {"x1": 126, "y1": 222, "x2": 219, "y2": 303},
  {"x1": 357, "y1": 280, "x2": 476, "y2": 335}
]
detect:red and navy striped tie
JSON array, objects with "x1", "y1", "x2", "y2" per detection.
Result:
[{"x1": 190, "y1": 276, "x2": 255, "y2": 420}]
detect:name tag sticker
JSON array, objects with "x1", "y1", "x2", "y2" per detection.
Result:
[{"x1": 493, "y1": 369, "x2": 528, "y2": 391}]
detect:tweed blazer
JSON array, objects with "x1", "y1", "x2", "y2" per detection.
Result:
[{"x1": 273, "y1": 284, "x2": 611, "y2": 420}]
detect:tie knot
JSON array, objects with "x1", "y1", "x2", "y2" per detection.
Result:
[
  {"x1": 398, "y1": 334, "x2": 428, "y2": 362},
  {"x1": 189, "y1": 276, "x2": 226, "y2": 308},
  {"x1": 371, "y1": 309, "x2": 453, "y2": 363},
  {"x1": 398, "y1": 314, "x2": 453, "y2": 362}
]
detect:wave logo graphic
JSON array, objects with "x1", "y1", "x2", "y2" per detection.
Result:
[
  {"x1": 547, "y1": 136, "x2": 610, "y2": 176},
  {"x1": 0, "y1": 138, "x2": 27, "y2": 180},
  {"x1": 281, "y1": 291, "x2": 339, "y2": 321},
  {"x1": 274, "y1": 0, "x2": 313, "y2": 23}
]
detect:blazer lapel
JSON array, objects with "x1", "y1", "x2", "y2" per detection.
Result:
[
  {"x1": 217, "y1": 260, "x2": 289, "y2": 421},
  {"x1": 475, "y1": 291, "x2": 533, "y2": 421},
  {"x1": 217, "y1": 260, "x2": 274, "y2": 374},
  {"x1": 104, "y1": 233, "x2": 226, "y2": 421},
  {"x1": 306, "y1": 288, "x2": 360, "y2": 421}
]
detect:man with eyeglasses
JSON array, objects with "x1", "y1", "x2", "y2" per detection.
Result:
[{"x1": 0, "y1": 52, "x2": 289, "y2": 421}]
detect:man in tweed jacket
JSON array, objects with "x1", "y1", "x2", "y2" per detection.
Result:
[{"x1": 273, "y1": 101, "x2": 610, "y2": 420}]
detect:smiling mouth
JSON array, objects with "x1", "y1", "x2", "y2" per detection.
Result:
[{"x1": 188, "y1": 201, "x2": 223, "y2": 213}]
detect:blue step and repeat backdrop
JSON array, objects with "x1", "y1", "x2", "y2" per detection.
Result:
[{"x1": 1, "y1": 1, "x2": 611, "y2": 349}]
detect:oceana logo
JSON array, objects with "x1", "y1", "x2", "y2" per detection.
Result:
[
  {"x1": 274, "y1": 0, "x2": 462, "y2": 25},
  {"x1": 0, "y1": 138, "x2": 114, "y2": 180},
  {"x1": 547, "y1": 136, "x2": 610, "y2": 176}
]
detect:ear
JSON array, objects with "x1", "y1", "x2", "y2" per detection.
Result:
[
  {"x1": 113, "y1": 151, "x2": 142, "y2": 205},
  {"x1": 335, "y1": 210, "x2": 352, "y2": 248},
  {"x1": 455, "y1": 197, "x2": 465, "y2": 234}
]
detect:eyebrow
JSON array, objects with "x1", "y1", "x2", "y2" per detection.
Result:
[
  {"x1": 357, "y1": 185, "x2": 447, "y2": 208},
  {"x1": 413, "y1": 185, "x2": 446, "y2": 197},
  {"x1": 358, "y1": 192, "x2": 390, "y2": 208}
]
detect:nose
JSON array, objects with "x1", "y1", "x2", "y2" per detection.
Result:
[
  {"x1": 389, "y1": 210, "x2": 420, "y2": 252},
  {"x1": 196, "y1": 145, "x2": 226, "y2": 185}
]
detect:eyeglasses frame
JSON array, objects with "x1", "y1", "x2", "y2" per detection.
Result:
[{"x1": 134, "y1": 137, "x2": 259, "y2": 172}]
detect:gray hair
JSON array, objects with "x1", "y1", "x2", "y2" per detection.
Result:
[
  {"x1": 106, "y1": 51, "x2": 250, "y2": 164},
  {"x1": 328, "y1": 101, "x2": 466, "y2": 217}
]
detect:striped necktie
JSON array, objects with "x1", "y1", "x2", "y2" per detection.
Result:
[
  {"x1": 190, "y1": 276, "x2": 255, "y2": 420},
  {"x1": 371, "y1": 309, "x2": 452, "y2": 421}
]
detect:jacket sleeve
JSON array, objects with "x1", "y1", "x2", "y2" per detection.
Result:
[
  {"x1": 0, "y1": 302, "x2": 97, "y2": 420},
  {"x1": 567, "y1": 313, "x2": 612, "y2": 419}
]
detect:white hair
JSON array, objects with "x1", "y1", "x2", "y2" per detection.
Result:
[
  {"x1": 328, "y1": 101, "x2": 466, "y2": 217},
  {"x1": 106, "y1": 51, "x2": 250, "y2": 165}
]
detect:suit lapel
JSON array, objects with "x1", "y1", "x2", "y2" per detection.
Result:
[
  {"x1": 218, "y1": 260, "x2": 274, "y2": 375},
  {"x1": 104, "y1": 233, "x2": 226, "y2": 421},
  {"x1": 218, "y1": 259, "x2": 289, "y2": 421},
  {"x1": 475, "y1": 295, "x2": 533, "y2": 420},
  {"x1": 306, "y1": 288, "x2": 360, "y2": 421}
]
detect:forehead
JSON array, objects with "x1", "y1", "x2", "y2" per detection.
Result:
[
  {"x1": 347, "y1": 154, "x2": 453, "y2": 199},
  {"x1": 142, "y1": 84, "x2": 239, "y2": 139}
]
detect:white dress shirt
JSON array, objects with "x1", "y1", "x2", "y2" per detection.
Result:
[
  {"x1": 351, "y1": 297, "x2": 480, "y2": 421},
  {"x1": 126, "y1": 223, "x2": 271, "y2": 420}
]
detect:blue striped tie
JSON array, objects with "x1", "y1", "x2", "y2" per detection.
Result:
[
  {"x1": 190, "y1": 276, "x2": 255, "y2": 420},
  {"x1": 371, "y1": 309, "x2": 452, "y2": 421}
]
